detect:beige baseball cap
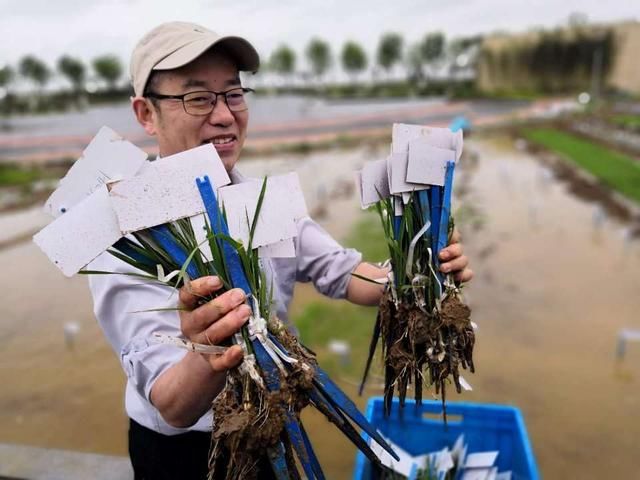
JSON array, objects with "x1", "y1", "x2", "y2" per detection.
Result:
[{"x1": 130, "y1": 21, "x2": 260, "y2": 96}]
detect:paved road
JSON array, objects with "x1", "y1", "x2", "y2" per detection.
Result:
[
  {"x1": 0, "y1": 443, "x2": 132, "y2": 480},
  {"x1": 0, "y1": 98, "x2": 534, "y2": 163}
]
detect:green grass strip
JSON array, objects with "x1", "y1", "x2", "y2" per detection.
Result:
[
  {"x1": 522, "y1": 128, "x2": 640, "y2": 203},
  {"x1": 612, "y1": 114, "x2": 640, "y2": 130},
  {"x1": 0, "y1": 164, "x2": 41, "y2": 186}
]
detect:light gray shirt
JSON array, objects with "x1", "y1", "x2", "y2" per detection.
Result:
[{"x1": 87, "y1": 168, "x2": 361, "y2": 435}]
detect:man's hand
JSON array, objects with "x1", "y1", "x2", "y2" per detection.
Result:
[
  {"x1": 150, "y1": 276, "x2": 249, "y2": 428},
  {"x1": 178, "y1": 276, "x2": 249, "y2": 372},
  {"x1": 438, "y1": 228, "x2": 473, "y2": 283}
]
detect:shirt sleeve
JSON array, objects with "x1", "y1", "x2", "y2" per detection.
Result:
[
  {"x1": 87, "y1": 250, "x2": 186, "y2": 403},
  {"x1": 295, "y1": 216, "x2": 362, "y2": 299}
]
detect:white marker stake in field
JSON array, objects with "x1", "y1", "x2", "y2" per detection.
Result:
[
  {"x1": 44, "y1": 126, "x2": 148, "y2": 217},
  {"x1": 34, "y1": 186, "x2": 122, "y2": 276}
]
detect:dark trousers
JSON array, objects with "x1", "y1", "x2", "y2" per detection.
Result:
[
  {"x1": 128, "y1": 418, "x2": 278, "y2": 479},
  {"x1": 129, "y1": 418, "x2": 212, "y2": 480}
]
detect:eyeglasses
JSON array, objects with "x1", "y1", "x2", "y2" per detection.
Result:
[{"x1": 144, "y1": 87, "x2": 254, "y2": 115}]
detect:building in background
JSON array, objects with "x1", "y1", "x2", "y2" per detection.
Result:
[{"x1": 476, "y1": 20, "x2": 640, "y2": 96}]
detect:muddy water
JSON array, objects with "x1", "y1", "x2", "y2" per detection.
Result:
[
  {"x1": 1, "y1": 138, "x2": 639, "y2": 478},
  {"x1": 456, "y1": 136, "x2": 640, "y2": 478}
]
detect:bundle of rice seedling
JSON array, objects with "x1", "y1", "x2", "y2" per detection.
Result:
[
  {"x1": 88, "y1": 175, "x2": 398, "y2": 479},
  {"x1": 357, "y1": 125, "x2": 476, "y2": 420}
]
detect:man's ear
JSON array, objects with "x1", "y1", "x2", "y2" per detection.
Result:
[{"x1": 132, "y1": 96, "x2": 158, "y2": 136}]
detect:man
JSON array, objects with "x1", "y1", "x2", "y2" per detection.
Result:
[{"x1": 89, "y1": 21, "x2": 472, "y2": 479}]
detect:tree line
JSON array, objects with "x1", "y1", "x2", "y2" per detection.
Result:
[
  {"x1": 0, "y1": 54, "x2": 122, "y2": 95},
  {"x1": 267, "y1": 32, "x2": 472, "y2": 83},
  {"x1": 0, "y1": 32, "x2": 471, "y2": 97}
]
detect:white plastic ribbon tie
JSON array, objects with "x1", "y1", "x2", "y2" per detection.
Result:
[
  {"x1": 426, "y1": 247, "x2": 443, "y2": 300},
  {"x1": 458, "y1": 375, "x2": 473, "y2": 391},
  {"x1": 156, "y1": 264, "x2": 182, "y2": 283},
  {"x1": 406, "y1": 220, "x2": 431, "y2": 279},
  {"x1": 152, "y1": 332, "x2": 228, "y2": 355},
  {"x1": 246, "y1": 295, "x2": 298, "y2": 372},
  {"x1": 239, "y1": 353, "x2": 266, "y2": 388}
]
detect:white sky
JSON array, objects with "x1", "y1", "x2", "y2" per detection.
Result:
[{"x1": 0, "y1": 0, "x2": 637, "y2": 71}]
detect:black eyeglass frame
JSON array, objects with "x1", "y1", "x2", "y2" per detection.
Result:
[{"x1": 144, "y1": 87, "x2": 255, "y2": 115}]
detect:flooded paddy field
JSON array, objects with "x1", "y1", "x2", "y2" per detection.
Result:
[{"x1": 1, "y1": 136, "x2": 639, "y2": 478}]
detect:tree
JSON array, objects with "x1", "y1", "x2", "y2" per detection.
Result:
[
  {"x1": 57, "y1": 55, "x2": 86, "y2": 91},
  {"x1": 341, "y1": 41, "x2": 367, "y2": 81},
  {"x1": 0, "y1": 65, "x2": 14, "y2": 91},
  {"x1": 421, "y1": 32, "x2": 445, "y2": 63},
  {"x1": 305, "y1": 38, "x2": 331, "y2": 82},
  {"x1": 19, "y1": 55, "x2": 51, "y2": 89},
  {"x1": 270, "y1": 45, "x2": 296, "y2": 84},
  {"x1": 405, "y1": 43, "x2": 424, "y2": 82},
  {"x1": 93, "y1": 55, "x2": 123, "y2": 90},
  {"x1": 377, "y1": 32, "x2": 403, "y2": 76}
]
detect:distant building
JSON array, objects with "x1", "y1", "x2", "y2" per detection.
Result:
[{"x1": 475, "y1": 20, "x2": 640, "y2": 96}]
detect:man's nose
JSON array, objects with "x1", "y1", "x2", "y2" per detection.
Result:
[{"x1": 207, "y1": 96, "x2": 234, "y2": 126}]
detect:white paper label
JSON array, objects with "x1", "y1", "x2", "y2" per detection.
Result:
[
  {"x1": 392, "y1": 123, "x2": 463, "y2": 161},
  {"x1": 369, "y1": 435, "x2": 416, "y2": 477},
  {"x1": 34, "y1": 186, "x2": 122, "y2": 276},
  {"x1": 359, "y1": 158, "x2": 390, "y2": 208},
  {"x1": 44, "y1": 126, "x2": 148, "y2": 218},
  {"x1": 218, "y1": 174, "x2": 304, "y2": 249},
  {"x1": 461, "y1": 469, "x2": 494, "y2": 480},
  {"x1": 388, "y1": 151, "x2": 427, "y2": 194},
  {"x1": 110, "y1": 144, "x2": 230, "y2": 233},
  {"x1": 258, "y1": 237, "x2": 296, "y2": 258},
  {"x1": 406, "y1": 139, "x2": 454, "y2": 186},
  {"x1": 464, "y1": 451, "x2": 499, "y2": 468}
]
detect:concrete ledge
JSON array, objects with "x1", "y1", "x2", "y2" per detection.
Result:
[{"x1": 0, "y1": 444, "x2": 132, "y2": 480}]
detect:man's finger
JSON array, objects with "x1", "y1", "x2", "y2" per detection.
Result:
[
  {"x1": 449, "y1": 227, "x2": 462, "y2": 244},
  {"x1": 439, "y1": 243, "x2": 463, "y2": 262},
  {"x1": 196, "y1": 304, "x2": 251, "y2": 345},
  {"x1": 178, "y1": 276, "x2": 222, "y2": 310},
  {"x1": 454, "y1": 268, "x2": 474, "y2": 284},
  {"x1": 184, "y1": 288, "x2": 247, "y2": 336},
  {"x1": 209, "y1": 345, "x2": 244, "y2": 373},
  {"x1": 440, "y1": 255, "x2": 468, "y2": 274}
]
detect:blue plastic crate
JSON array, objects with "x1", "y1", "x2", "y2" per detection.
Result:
[{"x1": 353, "y1": 397, "x2": 538, "y2": 480}]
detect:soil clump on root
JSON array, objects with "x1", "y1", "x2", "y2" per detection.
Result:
[
  {"x1": 209, "y1": 323, "x2": 317, "y2": 479},
  {"x1": 376, "y1": 288, "x2": 475, "y2": 419}
]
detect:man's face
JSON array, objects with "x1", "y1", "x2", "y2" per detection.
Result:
[{"x1": 145, "y1": 51, "x2": 248, "y2": 171}]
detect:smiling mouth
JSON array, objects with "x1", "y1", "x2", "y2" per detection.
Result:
[{"x1": 204, "y1": 135, "x2": 236, "y2": 146}]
